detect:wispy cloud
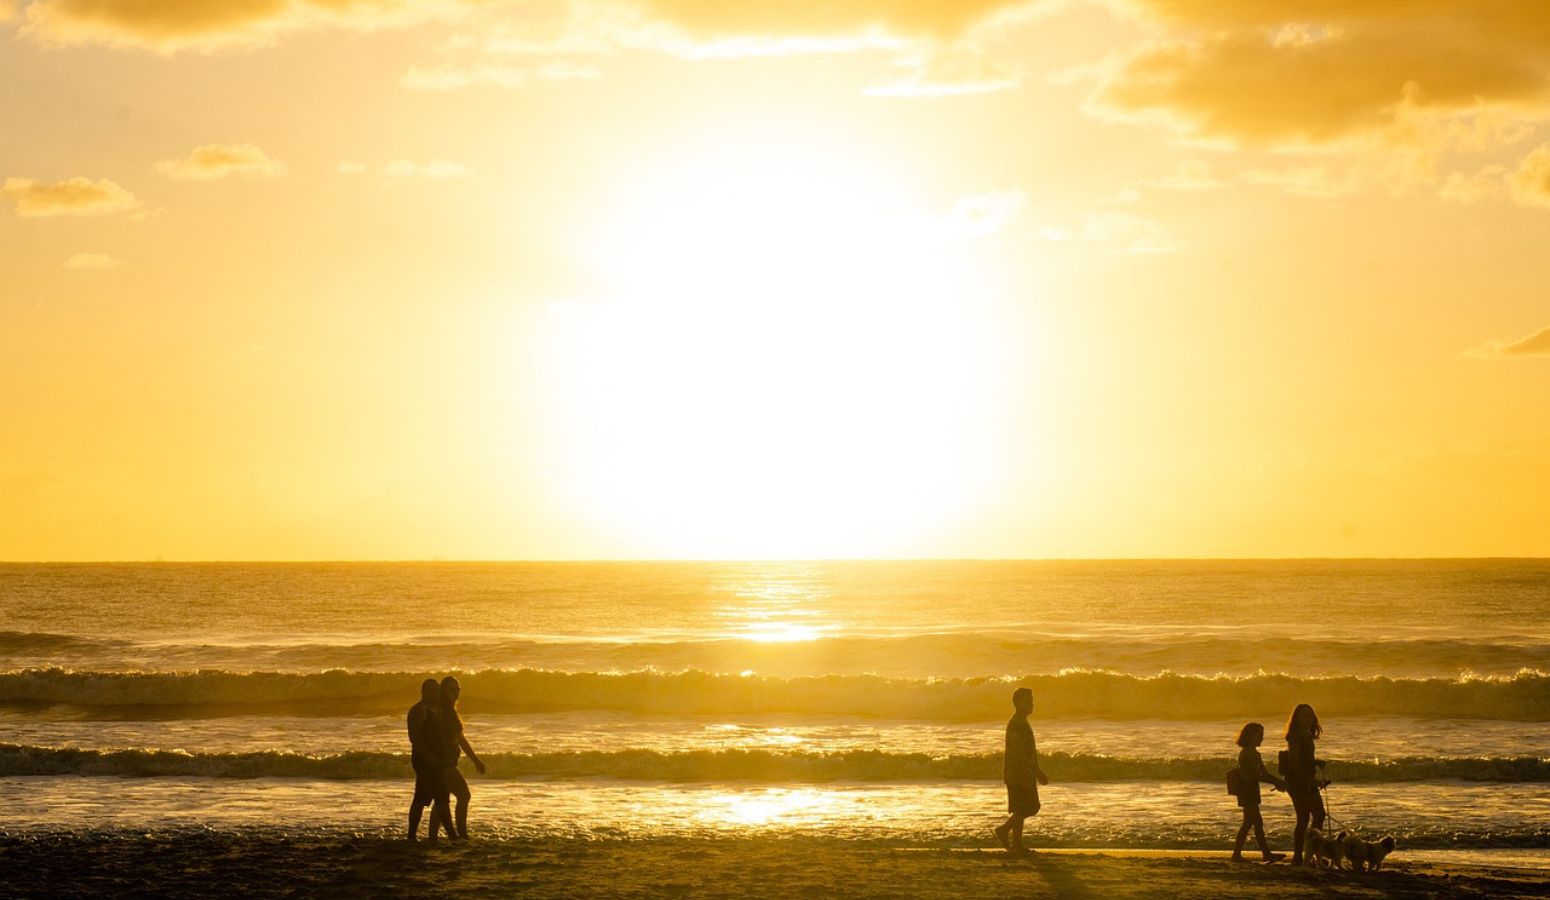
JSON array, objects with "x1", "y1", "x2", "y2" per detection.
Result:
[
  {"x1": 19, "y1": 0, "x2": 455, "y2": 52},
  {"x1": 1467, "y1": 325, "x2": 1550, "y2": 359},
  {"x1": 63, "y1": 252, "x2": 123, "y2": 269},
  {"x1": 947, "y1": 190, "x2": 1027, "y2": 237},
  {"x1": 1151, "y1": 160, "x2": 1225, "y2": 191},
  {"x1": 401, "y1": 61, "x2": 601, "y2": 90},
  {"x1": 18, "y1": 0, "x2": 1040, "y2": 53},
  {"x1": 1094, "y1": 4, "x2": 1550, "y2": 147},
  {"x1": 2, "y1": 176, "x2": 141, "y2": 217},
  {"x1": 159, "y1": 143, "x2": 285, "y2": 180},
  {"x1": 1509, "y1": 144, "x2": 1550, "y2": 210},
  {"x1": 1041, "y1": 210, "x2": 1176, "y2": 254},
  {"x1": 341, "y1": 160, "x2": 472, "y2": 178},
  {"x1": 385, "y1": 159, "x2": 471, "y2": 178}
]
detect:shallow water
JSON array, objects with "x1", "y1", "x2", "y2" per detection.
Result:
[
  {"x1": 3, "y1": 561, "x2": 1547, "y2": 851},
  {"x1": 5, "y1": 713, "x2": 1547, "y2": 767},
  {"x1": 7, "y1": 778, "x2": 1548, "y2": 856}
]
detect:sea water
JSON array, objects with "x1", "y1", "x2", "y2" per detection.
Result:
[{"x1": 2, "y1": 561, "x2": 1547, "y2": 863}]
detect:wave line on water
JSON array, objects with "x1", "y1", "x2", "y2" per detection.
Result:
[
  {"x1": 3, "y1": 668, "x2": 1550, "y2": 721},
  {"x1": 4, "y1": 745, "x2": 1547, "y2": 783}
]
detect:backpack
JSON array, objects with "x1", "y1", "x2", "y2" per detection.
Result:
[{"x1": 1225, "y1": 767, "x2": 1241, "y2": 796}]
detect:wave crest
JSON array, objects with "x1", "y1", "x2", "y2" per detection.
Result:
[
  {"x1": 2, "y1": 667, "x2": 1549, "y2": 721},
  {"x1": 3, "y1": 744, "x2": 1546, "y2": 783}
]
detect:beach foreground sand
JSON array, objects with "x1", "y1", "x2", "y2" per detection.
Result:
[{"x1": 2, "y1": 833, "x2": 1545, "y2": 899}]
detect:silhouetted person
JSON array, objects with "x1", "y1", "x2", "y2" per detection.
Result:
[
  {"x1": 1230, "y1": 722, "x2": 1286, "y2": 863},
  {"x1": 1282, "y1": 703, "x2": 1329, "y2": 865},
  {"x1": 994, "y1": 687, "x2": 1048, "y2": 854},
  {"x1": 407, "y1": 678, "x2": 454, "y2": 841},
  {"x1": 438, "y1": 675, "x2": 487, "y2": 840}
]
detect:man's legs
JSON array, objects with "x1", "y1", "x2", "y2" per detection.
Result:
[
  {"x1": 995, "y1": 814, "x2": 1028, "y2": 852},
  {"x1": 408, "y1": 799, "x2": 425, "y2": 841}
]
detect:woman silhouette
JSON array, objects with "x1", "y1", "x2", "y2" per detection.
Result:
[
  {"x1": 1283, "y1": 702, "x2": 1328, "y2": 865},
  {"x1": 438, "y1": 675, "x2": 487, "y2": 839}
]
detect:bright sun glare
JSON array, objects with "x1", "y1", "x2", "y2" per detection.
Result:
[{"x1": 539, "y1": 130, "x2": 1010, "y2": 558}]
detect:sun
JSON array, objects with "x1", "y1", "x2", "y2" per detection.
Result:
[{"x1": 536, "y1": 129, "x2": 1011, "y2": 558}]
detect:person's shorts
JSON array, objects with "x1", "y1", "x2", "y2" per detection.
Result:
[
  {"x1": 412, "y1": 760, "x2": 448, "y2": 807},
  {"x1": 1006, "y1": 783, "x2": 1041, "y2": 817}
]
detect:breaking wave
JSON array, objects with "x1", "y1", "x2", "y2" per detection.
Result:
[
  {"x1": 2, "y1": 668, "x2": 1549, "y2": 721},
  {"x1": 5, "y1": 630, "x2": 1550, "y2": 678},
  {"x1": 3, "y1": 744, "x2": 1546, "y2": 782}
]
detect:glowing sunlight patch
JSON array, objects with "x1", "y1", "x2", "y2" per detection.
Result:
[
  {"x1": 742, "y1": 622, "x2": 826, "y2": 643},
  {"x1": 538, "y1": 130, "x2": 1011, "y2": 558},
  {"x1": 699, "y1": 789, "x2": 837, "y2": 827}
]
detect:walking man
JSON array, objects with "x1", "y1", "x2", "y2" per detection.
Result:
[{"x1": 994, "y1": 687, "x2": 1049, "y2": 854}]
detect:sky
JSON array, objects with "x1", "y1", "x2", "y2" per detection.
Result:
[{"x1": 2, "y1": 0, "x2": 1549, "y2": 560}]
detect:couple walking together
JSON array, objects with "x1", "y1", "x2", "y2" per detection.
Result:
[{"x1": 407, "y1": 675, "x2": 486, "y2": 841}]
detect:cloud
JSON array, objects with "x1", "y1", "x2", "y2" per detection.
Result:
[
  {"x1": 1509, "y1": 144, "x2": 1550, "y2": 210},
  {"x1": 1151, "y1": 159, "x2": 1224, "y2": 191},
  {"x1": 2, "y1": 176, "x2": 141, "y2": 217},
  {"x1": 1092, "y1": 28, "x2": 1546, "y2": 147},
  {"x1": 383, "y1": 160, "x2": 471, "y2": 178},
  {"x1": 338, "y1": 159, "x2": 471, "y2": 177},
  {"x1": 401, "y1": 60, "x2": 601, "y2": 90},
  {"x1": 18, "y1": 0, "x2": 1040, "y2": 53},
  {"x1": 630, "y1": 0, "x2": 1030, "y2": 41},
  {"x1": 1467, "y1": 325, "x2": 1550, "y2": 359},
  {"x1": 402, "y1": 63, "x2": 528, "y2": 90},
  {"x1": 63, "y1": 252, "x2": 123, "y2": 269},
  {"x1": 1237, "y1": 165, "x2": 1352, "y2": 199},
  {"x1": 0, "y1": 0, "x2": 16, "y2": 23},
  {"x1": 947, "y1": 190, "x2": 1026, "y2": 236},
  {"x1": 158, "y1": 143, "x2": 286, "y2": 180},
  {"x1": 1040, "y1": 210, "x2": 1175, "y2": 253},
  {"x1": 865, "y1": 48, "x2": 1018, "y2": 97},
  {"x1": 1114, "y1": 1, "x2": 1550, "y2": 40},
  {"x1": 19, "y1": 0, "x2": 453, "y2": 52},
  {"x1": 1437, "y1": 165, "x2": 1508, "y2": 205},
  {"x1": 536, "y1": 60, "x2": 602, "y2": 80}
]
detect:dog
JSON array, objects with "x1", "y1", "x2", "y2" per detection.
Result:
[
  {"x1": 1305, "y1": 827, "x2": 1348, "y2": 869},
  {"x1": 1342, "y1": 833, "x2": 1397, "y2": 871}
]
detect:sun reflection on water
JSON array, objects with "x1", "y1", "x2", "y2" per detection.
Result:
[
  {"x1": 742, "y1": 622, "x2": 826, "y2": 643},
  {"x1": 697, "y1": 788, "x2": 839, "y2": 826},
  {"x1": 715, "y1": 565, "x2": 836, "y2": 644}
]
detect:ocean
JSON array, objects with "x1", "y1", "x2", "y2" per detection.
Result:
[{"x1": 2, "y1": 560, "x2": 1547, "y2": 864}]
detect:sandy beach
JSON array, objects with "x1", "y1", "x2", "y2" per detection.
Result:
[{"x1": 3, "y1": 832, "x2": 1546, "y2": 899}]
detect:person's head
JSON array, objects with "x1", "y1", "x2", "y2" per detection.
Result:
[
  {"x1": 419, "y1": 678, "x2": 440, "y2": 704},
  {"x1": 1285, "y1": 703, "x2": 1322, "y2": 741},
  {"x1": 1012, "y1": 687, "x2": 1033, "y2": 715},
  {"x1": 440, "y1": 675, "x2": 462, "y2": 708},
  {"x1": 1236, "y1": 722, "x2": 1264, "y2": 748}
]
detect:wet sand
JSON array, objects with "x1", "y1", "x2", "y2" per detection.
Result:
[{"x1": 2, "y1": 832, "x2": 1545, "y2": 899}]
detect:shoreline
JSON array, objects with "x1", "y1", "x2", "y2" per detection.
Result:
[{"x1": 3, "y1": 832, "x2": 1546, "y2": 899}]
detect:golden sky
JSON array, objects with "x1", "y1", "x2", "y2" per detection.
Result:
[{"x1": 3, "y1": 0, "x2": 1549, "y2": 560}]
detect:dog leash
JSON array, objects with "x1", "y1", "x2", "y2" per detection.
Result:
[{"x1": 1319, "y1": 782, "x2": 1356, "y2": 833}]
